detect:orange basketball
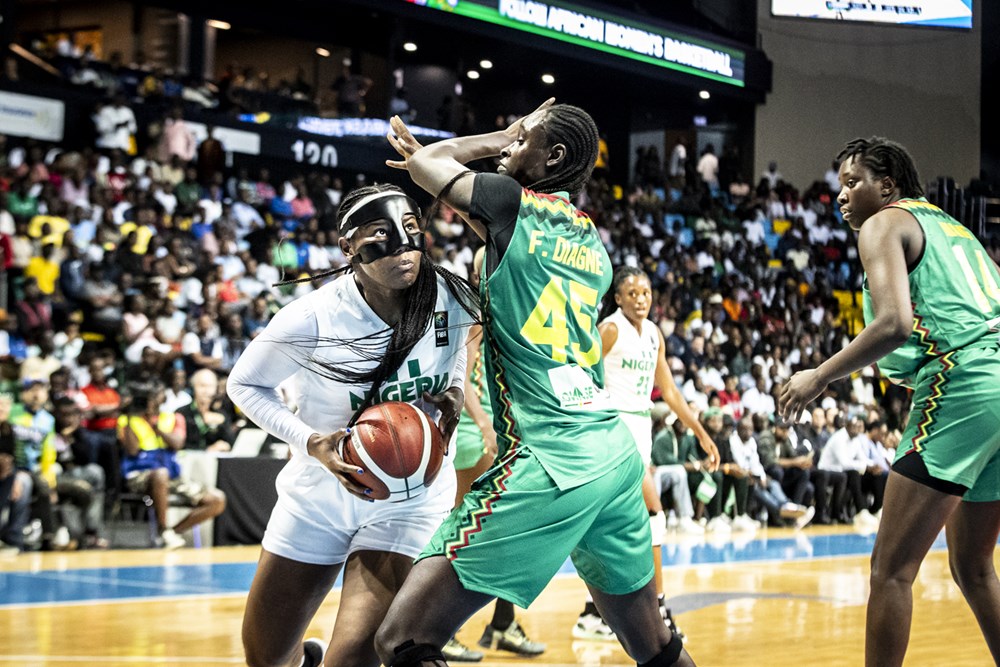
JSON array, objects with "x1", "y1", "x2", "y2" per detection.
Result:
[{"x1": 341, "y1": 401, "x2": 445, "y2": 501}]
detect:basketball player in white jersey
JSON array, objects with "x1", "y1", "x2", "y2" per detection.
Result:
[
  {"x1": 573, "y1": 267, "x2": 716, "y2": 642},
  {"x1": 228, "y1": 184, "x2": 478, "y2": 667}
]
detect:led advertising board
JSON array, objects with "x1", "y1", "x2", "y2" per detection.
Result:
[
  {"x1": 771, "y1": 0, "x2": 972, "y2": 29},
  {"x1": 405, "y1": 0, "x2": 747, "y2": 87}
]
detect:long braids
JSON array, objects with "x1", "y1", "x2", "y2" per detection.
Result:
[
  {"x1": 527, "y1": 104, "x2": 600, "y2": 198},
  {"x1": 836, "y1": 137, "x2": 924, "y2": 199},
  {"x1": 274, "y1": 182, "x2": 478, "y2": 426}
]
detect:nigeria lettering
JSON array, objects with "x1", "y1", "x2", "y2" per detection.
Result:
[{"x1": 349, "y1": 373, "x2": 450, "y2": 411}]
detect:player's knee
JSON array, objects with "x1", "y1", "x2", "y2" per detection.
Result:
[
  {"x1": 649, "y1": 511, "x2": 666, "y2": 547},
  {"x1": 638, "y1": 631, "x2": 685, "y2": 667},
  {"x1": 949, "y1": 552, "x2": 994, "y2": 592},
  {"x1": 242, "y1": 636, "x2": 290, "y2": 667}
]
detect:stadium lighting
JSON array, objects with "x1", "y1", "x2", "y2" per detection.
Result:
[
  {"x1": 207, "y1": 20, "x2": 231, "y2": 30},
  {"x1": 541, "y1": 73, "x2": 555, "y2": 84},
  {"x1": 315, "y1": 47, "x2": 331, "y2": 57},
  {"x1": 467, "y1": 70, "x2": 480, "y2": 80},
  {"x1": 403, "y1": 42, "x2": 418, "y2": 52},
  {"x1": 699, "y1": 90, "x2": 711, "y2": 100},
  {"x1": 479, "y1": 59, "x2": 493, "y2": 69}
]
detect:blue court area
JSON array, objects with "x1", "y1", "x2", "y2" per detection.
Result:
[{"x1": 0, "y1": 530, "x2": 948, "y2": 608}]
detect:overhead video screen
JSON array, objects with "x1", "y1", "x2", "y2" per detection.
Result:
[{"x1": 771, "y1": 1, "x2": 972, "y2": 29}]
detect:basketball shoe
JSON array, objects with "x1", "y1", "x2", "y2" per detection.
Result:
[
  {"x1": 478, "y1": 620, "x2": 545, "y2": 655},
  {"x1": 301, "y1": 638, "x2": 326, "y2": 667},
  {"x1": 572, "y1": 611, "x2": 616, "y2": 640},
  {"x1": 442, "y1": 637, "x2": 483, "y2": 662}
]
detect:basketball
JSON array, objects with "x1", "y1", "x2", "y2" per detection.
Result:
[{"x1": 341, "y1": 401, "x2": 446, "y2": 501}]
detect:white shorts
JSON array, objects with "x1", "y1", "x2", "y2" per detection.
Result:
[
  {"x1": 620, "y1": 412, "x2": 654, "y2": 465},
  {"x1": 262, "y1": 454, "x2": 457, "y2": 566}
]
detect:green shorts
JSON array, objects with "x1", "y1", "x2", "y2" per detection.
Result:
[
  {"x1": 454, "y1": 411, "x2": 489, "y2": 471},
  {"x1": 418, "y1": 445, "x2": 654, "y2": 608},
  {"x1": 897, "y1": 344, "x2": 1000, "y2": 502}
]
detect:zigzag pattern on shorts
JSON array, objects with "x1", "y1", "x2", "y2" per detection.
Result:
[
  {"x1": 445, "y1": 297, "x2": 522, "y2": 561},
  {"x1": 908, "y1": 308, "x2": 954, "y2": 453}
]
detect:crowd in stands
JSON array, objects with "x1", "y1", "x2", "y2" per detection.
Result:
[
  {"x1": 3, "y1": 68, "x2": 999, "y2": 553},
  {"x1": 35, "y1": 39, "x2": 377, "y2": 125}
]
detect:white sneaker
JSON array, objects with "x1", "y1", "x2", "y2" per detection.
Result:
[
  {"x1": 53, "y1": 527, "x2": 72, "y2": 549},
  {"x1": 854, "y1": 509, "x2": 878, "y2": 527},
  {"x1": 572, "y1": 612, "x2": 616, "y2": 641},
  {"x1": 677, "y1": 517, "x2": 705, "y2": 535},
  {"x1": 794, "y1": 505, "x2": 816, "y2": 530},
  {"x1": 160, "y1": 529, "x2": 186, "y2": 550},
  {"x1": 666, "y1": 513, "x2": 680, "y2": 530},
  {"x1": 779, "y1": 502, "x2": 807, "y2": 520},
  {"x1": 705, "y1": 516, "x2": 731, "y2": 534},
  {"x1": 731, "y1": 514, "x2": 759, "y2": 533}
]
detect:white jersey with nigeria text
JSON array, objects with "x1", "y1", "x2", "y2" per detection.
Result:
[
  {"x1": 602, "y1": 308, "x2": 659, "y2": 415},
  {"x1": 295, "y1": 275, "x2": 471, "y2": 451}
]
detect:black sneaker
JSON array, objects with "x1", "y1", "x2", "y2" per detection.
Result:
[
  {"x1": 662, "y1": 606, "x2": 687, "y2": 644},
  {"x1": 478, "y1": 620, "x2": 546, "y2": 655},
  {"x1": 302, "y1": 638, "x2": 326, "y2": 667}
]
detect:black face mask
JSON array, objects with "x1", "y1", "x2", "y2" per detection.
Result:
[{"x1": 339, "y1": 192, "x2": 424, "y2": 264}]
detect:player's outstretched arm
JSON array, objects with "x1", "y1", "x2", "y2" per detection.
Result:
[
  {"x1": 779, "y1": 209, "x2": 915, "y2": 422},
  {"x1": 387, "y1": 99, "x2": 554, "y2": 215},
  {"x1": 652, "y1": 327, "x2": 719, "y2": 471}
]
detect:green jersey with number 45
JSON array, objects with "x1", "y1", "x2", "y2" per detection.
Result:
[
  {"x1": 481, "y1": 189, "x2": 635, "y2": 489},
  {"x1": 863, "y1": 198, "x2": 1000, "y2": 388}
]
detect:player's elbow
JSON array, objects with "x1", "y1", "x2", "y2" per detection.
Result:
[{"x1": 878, "y1": 316, "x2": 911, "y2": 346}]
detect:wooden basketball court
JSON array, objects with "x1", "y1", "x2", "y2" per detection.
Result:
[{"x1": 0, "y1": 525, "x2": 995, "y2": 666}]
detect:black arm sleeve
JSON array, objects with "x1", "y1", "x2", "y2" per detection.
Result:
[{"x1": 469, "y1": 173, "x2": 522, "y2": 272}]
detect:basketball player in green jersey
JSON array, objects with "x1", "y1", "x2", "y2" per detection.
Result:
[
  {"x1": 779, "y1": 137, "x2": 1000, "y2": 666},
  {"x1": 376, "y1": 100, "x2": 716, "y2": 667}
]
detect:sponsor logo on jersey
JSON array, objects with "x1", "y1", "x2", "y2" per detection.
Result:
[{"x1": 434, "y1": 310, "x2": 449, "y2": 347}]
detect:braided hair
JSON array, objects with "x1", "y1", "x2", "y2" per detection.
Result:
[
  {"x1": 528, "y1": 104, "x2": 600, "y2": 198},
  {"x1": 273, "y1": 183, "x2": 479, "y2": 425},
  {"x1": 836, "y1": 137, "x2": 924, "y2": 199},
  {"x1": 599, "y1": 265, "x2": 650, "y2": 321}
]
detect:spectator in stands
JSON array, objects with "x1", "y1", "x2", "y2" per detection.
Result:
[
  {"x1": 761, "y1": 161, "x2": 783, "y2": 189},
  {"x1": 696, "y1": 144, "x2": 719, "y2": 191},
  {"x1": 117, "y1": 381, "x2": 226, "y2": 549},
  {"x1": 332, "y1": 61, "x2": 372, "y2": 117},
  {"x1": 15, "y1": 278, "x2": 52, "y2": 343},
  {"x1": 796, "y1": 410, "x2": 845, "y2": 526},
  {"x1": 0, "y1": 393, "x2": 33, "y2": 551},
  {"x1": 197, "y1": 126, "x2": 225, "y2": 187},
  {"x1": 817, "y1": 415, "x2": 878, "y2": 525},
  {"x1": 757, "y1": 419, "x2": 814, "y2": 507},
  {"x1": 730, "y1": 416, "x2": 811, "y2": 527},
  {"x1": 10, "y1": 378, "x2": 66, "y2": 549},
  {"x1": 178, "y1": 369, "x2": 235, "y2": 452},
  {"x1": 20, "y1": 331, "x2": 60, "y2": 383},
  {"x1": 94, "y1": 94, "x2": 137, "y2": 154},
  {"x1": 158, "y1": 107, "x2": 196, "y2": 162},
  {"x1": 668, "y1": 138, "x2": 687, "y2": 188},
  {"x1": 650, "y1": 406, "x2": 703, "y2": 535},
  {"x1": 162, "y1": 368, "x2": 192, "y2": 414},
  {"x1": 80, "y1": 357, "x2": 121, "y2": 489},
  {"x1": 858, "y1": 418, "x2": 892, "y2": 520},
  {"x1": 40, "y1": 397, "x2": 108, "y2": 548}
]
